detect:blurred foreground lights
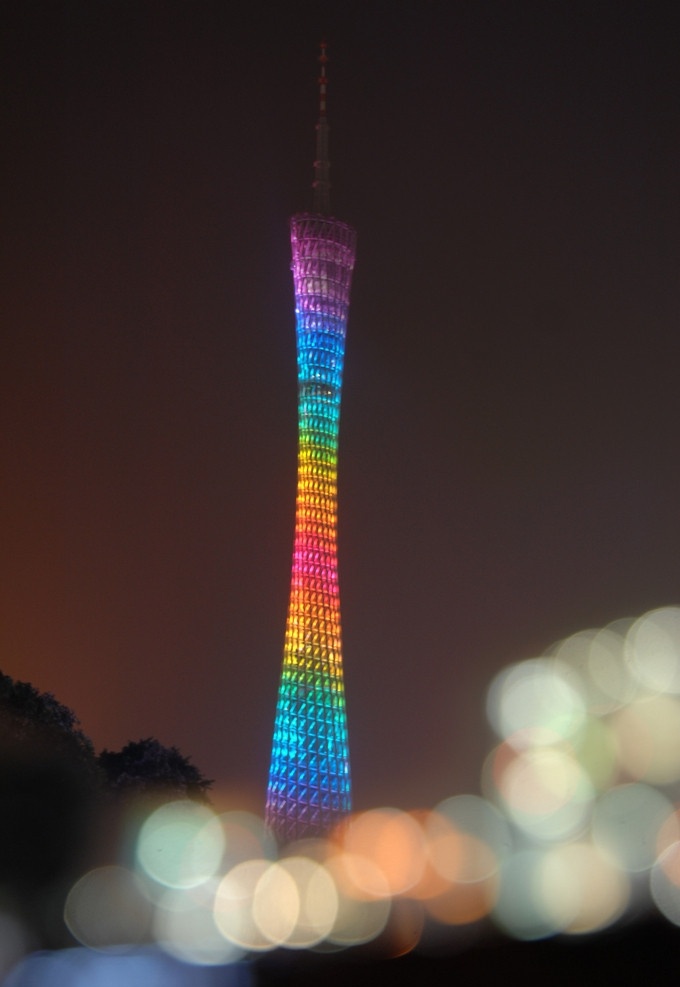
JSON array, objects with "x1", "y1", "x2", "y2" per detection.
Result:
[
  {"x1": 422, "y1": 824, "x2": 499, "y2": 927},
  {"x1": 214, "y1": 860, "x2": 278, "y2": 952},
  {"x1": 219, "y1": 811, "x2": 277, "y2": 871},
  {"x1": 425, "y1": 813, "x2": 498, "y2": 885},
  {"x1": 495, "y1": 746, "x2": 594, "y2": 843},
  {"x1": 651, "y1": 844, "x2": 680, "y2": 925},
  {"x1": 655, "y1": 808, "x2": 680, "y2": 862},
  {"x1": 341, "y1": 809, "x2": 426, "y2": 896},
  {"x1": 591, "y1": 783, "x2": 674, "y2": 873},
  {"x1": 273, "y1": 856, "x2": 338, "y2": 947},
  {"x1": 136, "y1": 801, "x2": 225, "y2": 890},
  {"x1": 214, "y1": 856, "x2": 340, "y2": 951},
  {"x1": 487, "y1": 659, "x2": 586, "y2": 749},
  {"x1": 153, "y1": 883, "x2": 243, "y2": 966},
  {"x1": 612, "y1": 696, "x2": 680, "y2": 785},
  {"x1": 432, "y1": 795, "x2": 510, "y2": 872},
  {"x1": 493, "y1": 849, "x2": 564, "y2": 940},
  {"x1": 424, "y1": 873, "x2": 499, "y2": 927},
  {"x1": 538, "y1": 843, "x2": 630, "y2": 935},
  {"x1": 60, "y1": 602, "x2": 680, "y2": 959},
  {"x1": 554, "y1": 626, "x2": 637, "y2": 713},
  {"x1": 583, "y1": 622, "x2": 639, "y2": 709},
  {"x1": 570, "y1": 715, "x2": 618, "y2": 792},
  {"x1": 4, "y1": 946, "x2": 253, "y2": 987},
  {"x1": 323, "y1": 853, "x2": 392, "y2": 945},
  {"x1": 626, "y1": 607, "x2": 680, "y2": 695},
  {"x1": 492, "y1": 844, "x2": 627, "y2": 940},
  {"x1": 250, "y1": 862, "x2": 300, "y2": 946},
  {"x1": 64, "y1": 865, "x2": 153, "y2": 950}
]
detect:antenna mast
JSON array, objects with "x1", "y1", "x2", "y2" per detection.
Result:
[{"x1": 312, "y1": 40, "x2": 331, "y2": 215}]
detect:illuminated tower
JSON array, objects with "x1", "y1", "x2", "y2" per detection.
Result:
[{"x1": 266, "y1": 43, "x2": 356, "y2": 843}]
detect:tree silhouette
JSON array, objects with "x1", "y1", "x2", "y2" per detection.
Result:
[
  {"x1": 0, "y1": 671, "x2": 215, "y2": 950},
  {"x1": 99, "y1": 737, "x2": 213, "y2": 804},
  {"x1": 0, "y1": 670, "x2": 98, "y2": 780},
  {"x1": 0, "y1": 671, "x2": 100, "y2": 947}
]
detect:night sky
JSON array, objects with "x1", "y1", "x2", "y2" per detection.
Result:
[{"x1": 3, "y1": 1, "x2": 680, "y2": 813}]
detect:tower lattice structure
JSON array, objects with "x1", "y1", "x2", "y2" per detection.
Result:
[{"x1": 266, "y1": 44, "x2": 356, "y2": 843}]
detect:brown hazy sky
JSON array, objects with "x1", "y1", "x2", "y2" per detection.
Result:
[{"x1": 2, "y1": 1, "x2": 680, "y2": 810}]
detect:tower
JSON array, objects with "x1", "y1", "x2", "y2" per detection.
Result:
[{"x1": 265, "y1": 43, "x2": 356, "y2": 843}]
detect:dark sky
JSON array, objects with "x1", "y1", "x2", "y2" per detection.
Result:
[{"x1": 2, "y1": 1, "x2": 679, "y2": 812}]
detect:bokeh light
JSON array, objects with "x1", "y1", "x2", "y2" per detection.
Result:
[
  {"x1": 136, "y1": 801, "x2": 225, "y2": 890},
  {"x1": 612, "y1": 696, "x2": 680, "y2": 784},
  {"x1": 432, "y1": 795, "x2": 510, "y2": 874},
  {"x1": 381, "y1": 898, "x2": 425, "y2": 956},
  {"x1": 251, "y1": 862, "x2": 299, "y2": 946},
  {"x1": 4, "y1": 945, "x2": 250, "y2": 986},
  {"x1": 219, "y1": 811, "x2": 277, "y2": 870},
  {"x1": 341, "y1": 809, "x2": 426, "y2": 896},
  {"x1": 537, "y1": 842, "x2": 630, "y2": 934},
  {"x1": 487, "y1": 659, "x2": 586, "y2": 749},
  {"x1": 496, "y1": 746, "x2": 594, "y2": 842},
  {"x1": 323, "y1": 852, "x2": 392, "y2": 944},
  {"x1": 51, "y1": 603, "x2": 680, "y2": 966},
  {"x1": 655, "y1": 808, "x2": 680, "y2": 865},
  {"x1": 424, "y1": 873, "x2": 498, "y2": 926},
  {"x1": 152, "y1": 882, "x2": 242, "y2": 966},
  {"x1": 569, "y1": 715, "x2": 618, "y2": 792},
  {"x1": 426, "y1": 814, "x2": 498, "y2": 885},
  {"x1": 585, "y1": 621, "x2": 639, "y2": 709},
  {"x1": 64, "y1": 865, "x2": 153, "y2": 950},
  {"x1": 274, "y1": 855, "x2": 338, "y2": 947},
  {"x1": 627, "y1": 607, "x2": 680, "y2": 695},
  {"x1": 493, "y1": 849, "x2": 565, "y2": 940},
  {"x1": 213, "y1": 859, "x2": 277, "y2": 952},
  {"x1": 553, "y1": 627, "x2": 633, "y2": 713},
  {"x1": 651, "y1": 844, "x2": 680, "y2": 926},
  {"x1": 591, "y1": 783, "x2": 674, "y2": 873}
]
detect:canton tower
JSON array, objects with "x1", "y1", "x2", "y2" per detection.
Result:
[{"x1": 265, "y1": 43, "x2": 356, "y2": 843}]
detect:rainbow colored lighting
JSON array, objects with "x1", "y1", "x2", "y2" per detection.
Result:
[{"x1": 266, "y1": 213, "x2": 356, "y2": 842}]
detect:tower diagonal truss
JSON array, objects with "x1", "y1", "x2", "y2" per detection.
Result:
[{"x1": 266, "y1": 43, "x2": 356, "y2": 843}]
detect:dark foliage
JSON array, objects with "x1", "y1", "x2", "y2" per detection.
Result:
[
  {"x1": 0, "y1": 671, "x2": 213, "y2": 951},
  {"x1": 99, "y1": 737, "x2": 213, "y2": 804},
  {"x1": 0, "y1": 670, "x2": 98, "y2": 780},
  {"x1": 0, "y1": 671, "x2": 101, "y2": 947}
]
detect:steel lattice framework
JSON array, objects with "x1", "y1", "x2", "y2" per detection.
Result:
[{"x1": 265, "y1": 212, "x2": 356, "y2": 843}]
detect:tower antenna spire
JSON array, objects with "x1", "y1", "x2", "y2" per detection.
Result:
[{"x1": 313, "y1": 39, "x2": 331, "y2": 215}]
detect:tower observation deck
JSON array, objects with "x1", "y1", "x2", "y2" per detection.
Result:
[{"x1": 265, "y1": 43, "x2": 356, "y2": 843}]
